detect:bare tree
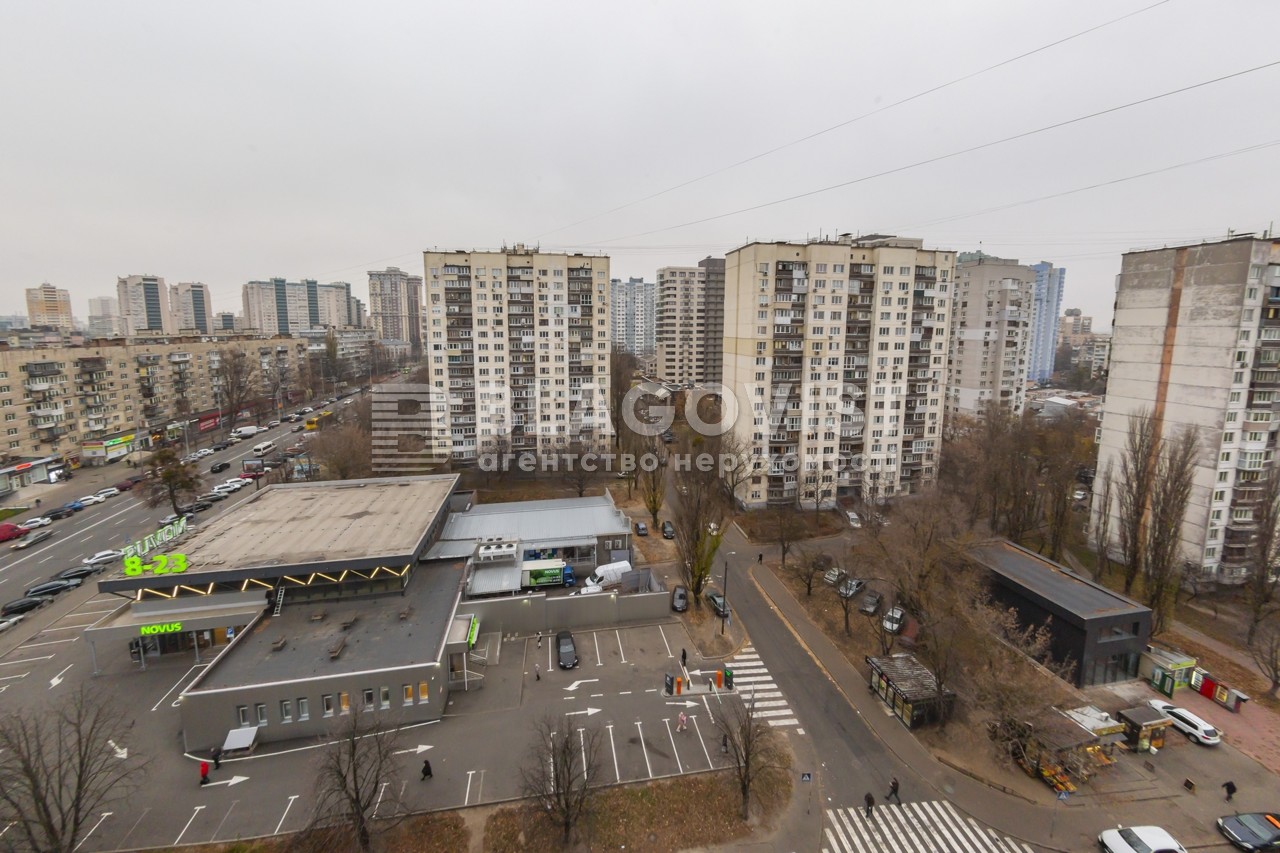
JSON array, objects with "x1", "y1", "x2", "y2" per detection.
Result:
[
  {"x1": 791, "y1": 549, "x2": 830, "y2": 597},
  {"x1": 715, "y1": 693, "x2": 788, "y2": 821},
  {"x1": 711, "y1": 430, "x2": 755, "y2": 510},
  {"x1": 1038, "y1": 411, "x2": 1093, "y2": 561},
  {"x1": 261, "y1": 355, "x2": 295, "y2": 421},
  {"x1": 1090, "y1": 461, "x2": 1115, "y2": 582},
  {"x1": 608, "y1": 348, "x2": 639, "y2": 449},
  {"x1": 673, "y1": 438, "x2": 727, "y2": 599},
  {"x1": 1249, "y1": 615, "x2": 1280, "y2": 698},
  {"x1": 636, "y1": 438, "x2": 667, "y2": 527},
  {"x1": 1142, "y1": 426, "x2": 1199, "y2": 635},
  {"x1": 1116, "y1": 408, "x2": 1160, "y2": 595},
  {"x1": 831, "y1": 564, "x2": 859, "y2": 637},
  {"x1": 519, "y1": 715, "x2": 601, "y2": 846},
  {"x1": 310, "y1": 704, "x2": 402, "y2": 853},
  {"x1": 216, "y1": 347, "x2": 257, "y2": 435},
  {"x1": 767, "y1": 509, "x2": 804, "y2": 572},
  {"x1": 138, "y1": 447, "x2": 205, "y2": 515},
  {"x1": 562, "y1": 439, "x2": 601, "y2": 498},
  {"x1": 0, "y1": 688, "x2": 148, "y2": 853},
  {"x1": 308, "y1": 424, "x2": 373, "y2": 481},
  {"x1": 1245, "y1": 472, "x2": 1280, "y2": 643}
]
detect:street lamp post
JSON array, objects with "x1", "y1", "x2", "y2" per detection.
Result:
[{"x1": 721, "y1": 551, "x2": 736, "y2": 635}]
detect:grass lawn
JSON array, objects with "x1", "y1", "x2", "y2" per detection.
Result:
[
  {"x1": 738, "y1": 510, "x2": 846, "y2": 543},
  {"x1": 183, "y1": 811, "x2": 469, "y2": 853}
]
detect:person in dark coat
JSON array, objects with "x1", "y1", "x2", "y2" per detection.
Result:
[
  {"x1": 1223, "y1": 780, "x2": 1237, "y2": 802},
  {"x1": 211, "y1": 747, "x2": 223, "y2": 770},
  {"x1": 421, "y1": 759, "x2": 433, "y2": 780},
  {"x1": 864, "y1": 792, "x2": 874, "y2": 818},
  {"x1": 886, "y1": 777, "x2": 900, "y2": 803}
]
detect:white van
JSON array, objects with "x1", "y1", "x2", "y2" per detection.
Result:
[
  {"x1": 585, "y1": 560, "x2": 631, "y2": 589},
  {"x1": 231, "y1": 426, "x2": 263, "y2": 439},
  {"x1": 252, "y1": 440, "x2": 276, "y2": 457}
]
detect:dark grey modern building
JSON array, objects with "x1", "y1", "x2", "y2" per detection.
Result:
[{"x1": 969, "y1": 540, "x2": 1151, "y2": 687}]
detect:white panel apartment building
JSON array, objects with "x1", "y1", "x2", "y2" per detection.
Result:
[
  {"x1": 723, "y1": 235, "x2": 954, "y2": 509},
  {"x1": 946, "y1": 254, "x2": 1035, "y2": 417},
  {"x1": 170, "y1": 282, "x2": 214, "y2": 333},
  {"x1": 610, "y1": 277, "x2": 655, "y2": 356},
  {"x1": 423, "y1": 246, "x2": 611, "y2": 461},
  {"x1": 1096, "y1": 234, "x2": 1280, "y2": 585},
  {"x1": 655, "y1": 258, "x2": 725, "y2": 385}
]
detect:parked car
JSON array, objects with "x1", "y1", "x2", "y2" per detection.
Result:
[
  {"x1": 1072, "y1": 489, "x2": 1088, "y2": 501},
  {"x1": 300, "y1": 406, "x2": 314, "y2": 414},
  {"x1": 195, "y1": 448, "x2": 213, "y2": 458},
  {"x1": 212, "y1": 441, "x2": 231, "y2": 451},
  {"x1": 0, "y1": 523, "x2": 30, "y2": 542},
  {"x1": 19, "y1": 517, "x2": 52, "y2": 529},
  {"x1": 661, "y1": 520, "x2": 675, "y2": 539},
  {"x1": 883, "y1": 606, "x2": 907, "y2": 635},
  {"x1": 706, "y1": 590, "x2": 730, "y2": 618},
  {"x1": 12, "y1": 530, "x2": 54, "y2": 550},
  {"x1": 291, "y1": 424, "x2": 306, "y2": 433},
  {"x1": 113, "y1": 479, "x2": 137, "y2": 491},
  {"x1": 1217, "y1": 812, "x2": 1280, "y2": 851},
  {"x1": 62, "y1": 500, "x2": 85, "y2": 512},
  {"x1": 239, "y1": 470, "x2": 264, "y2": 480},
  {"x1": 837, "y1": 577, "x2": 866, "y2": 599},
  {"x1": 556, "y1": 630, "x2": 579, "y2": 669},
  {"x1": 54, "y1": 565, "x2": 101, "y2": 582},
  {"x1": 95, "y1": 487, "x2": 121, "y2": 499},
  {"x1": 45, "y1": 506, "x2": 75, "y2": 520},
  {"x1": 0, "y1": 613, "x2": 25, "y2": 633},
  {"x1": 267, "y1": 420, "x2": 281, "y2": 428},
  {"x1": 25, "y1": 578, "x2": 82, "y2": 598},
  {"x1": 82, "y1": 550, "x2": 124, "y2": 566},
  {"x1": 226, "y1": 435, "x2": 243, "y2": 444},
  {"x1": 178, "y1": 500, "x2": 214, "y2": 513},
  {"x1": 635, "y1": 522, "x2": 649, "y2": 536},
  {"x1": 77, "y1": 494, "x2": 106, "y2": 506},
  {"x1": 197, "y1": 492, "x2": 228, "y2": 503},
  {"x1": 1146, "y1": 699, "x2": 1221, "y2": 745},
  {"x1": 1098, "y1": 826, "x2": 1186, "y2": 853},
  {"x1": 159, "y1": 512, "x2": 195, "y2": 526},
  {"x1": 211, "y1": 461, "x2": 231, "y2": 473},
  {"x1": 846, "y1": 511, "x2": 862, "y2": 528},
  {"x1": 671, "y1": 585, "x2": 689, "y2": 613},
  {"x1": 1, "y1": 597, "x2": 51, "y2": 618},
  {"x1": 859, "y1": 590, "x2": 883, "y2": 616},
  {"x1": 822, "y1": 566, "x2": 846, "y2": 585}
]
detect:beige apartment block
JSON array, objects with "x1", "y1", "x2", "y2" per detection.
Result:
[
  {"x1": 26, "y1": 283, "x2": 74, "y2": 331},
  {"x1": 1096, "y1": 234, "x2": 1280, "y2": 585},
  {"x1": 170, "y1": 282, "x2": 215, "y2": 334},
  {"x1": 0, "y1": 336, "x2": 308, "y2": 484},
  {"x1": 946, "y1": 255, "x2": 1035, "y2": 418},
  {"x1": 423, "y1": 246, "x2": 611, "y2": 461},
  {"x1": 118, "y1": 275, "x2": 175, "y2": 334},
  {"x1": 1059, "y1": 308, "x2": 1094, "y2": 348},
  {"x1": 723, "y1": 235, "x2": 954, "y2": 510},
  {"x1": 655, "y1": 258, "x2": 724, "y2": 385},
  {"x1": 368, "y1": 267, "x2": 424, "y2": 351}
]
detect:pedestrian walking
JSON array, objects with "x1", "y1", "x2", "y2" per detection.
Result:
[
  {"x1": 421, "y1": 759, "x2": 433, "y2": 780},
  {"x1": 886, "y1": 777, "x2": 900, "y2": 803},
  {"x1": 537, "y1": 631, "x2": 542, "y2": 649},
  {"x1": 677, "y1": 711, "x2": 687, "y2": 732},
  {"x1": 863, "y1": 792, "x2": 874, "y2": 818},
  {"x1": 1223, "y1": 780, "x2": 1237, "y2": 802},
  {"x1": 199, "y1": 761, "x2": 210, "y2": 786},
  {"x1": 535, "y1": 663, "x2": 541, "y2": 681},
  {"x1": 681, "y1": 648, "x2": 687, "y2": 668},
  {"x1": 757, "y1": 552, "x2": 763, "y2": 564},
  {"x1": 35, "y1": 499, "x2": 42, "y2": 509},
  {"x1": 721, "y1": 733, "x2": 729, "y2": 754},
  {"x1": 211, "y1": 747, "x2": 223, "y2": 770}
]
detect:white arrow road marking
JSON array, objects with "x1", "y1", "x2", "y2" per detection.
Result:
[
  {"x1": 392, "y1": 744, "x2": 434, "y2": 755},
  {"x1": 606, "y1": 723, "x2": 620, "y2": 783},
  {"x1": 49, "y1": 663, "x2": 73, "y2": 689},
  {"x1": 565, "y1": 707, "x2": 601, "y2": 717},
  {"x1": 635, "y1": 721, "x2": 653, "y2": 778},
  {"x1": 174, "y1": 806, "x2": 205, "y2": 846},
  {"x1": 72, "y1": 812, "x2": 111, "y2": 851},
  {"x1": 274, "y1": 795, "x2": 298, "y2": 835},
  {"x1": 665, "y1": 700, "x2": 698, "y2": 708},
  {"x1": 107, "y1": 739, "x2": 128, "y2": 759},
  {"x1": 203, "y1": 775, "x2": 249, "y2": 787},
  {"x1": 563, "y1": 679, "x2": 599, "y2": 691}
]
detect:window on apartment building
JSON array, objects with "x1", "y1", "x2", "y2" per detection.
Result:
[{"x1": 1223, "y1": 432, "x2": 1235, "y2": 443}]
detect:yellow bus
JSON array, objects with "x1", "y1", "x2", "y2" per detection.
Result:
[{"x1": 304, "y1": 410, "x2": 334, "y2": 431}]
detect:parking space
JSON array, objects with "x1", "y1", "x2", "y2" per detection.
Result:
[{"x1": 0, "y1": 593, "x2": 123, "y2": 697}]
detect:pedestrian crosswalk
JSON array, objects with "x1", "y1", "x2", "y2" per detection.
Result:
[
  {"x1": 823, "y1": 801, "x2": 1037, "y2": 853},
  {"x1": 730, "y1": 645, "x2": 802, "y2": 733}
]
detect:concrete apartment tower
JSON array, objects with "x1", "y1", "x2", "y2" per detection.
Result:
[
  {"x1": 368, "y1": 267, "x2": 424, "y2": 354},
  {"x1": 1059, "y1": 307, "x2": 1094, "y2": 347},
  {"x1": 610, "y1": 277, "x2": 656, "y2": 357},
  {"x1": 1028, "y1": 262, "x2": 1066, "y2": 383},
  {"x1": 655, "y1": 258, "x2": 725, "y2": 385},
  {"x1": 1096, "y1": 233, "x2": 1280, "y2": 585},
  {"x1": 25, "y1": 283, "x2": 74, "y2": 330},
  {"x1": 722, "y1": 235, "x2": 955, "y2": 509},
  {"x1": 170, "y1": 282, "x2": 214, "y2": 333},
  {"x1": 423, "y1": 246, "x2": 611, "y2": 462},
  {"x1": 946, "y1": 254, "x2": 1035, "y2": 417},
  {"x1": 117, "y1": 275, "x2": 174, "y2": 334},
  {"x1": 87, "y1": 296, "x2": 125, "y2": 338}
]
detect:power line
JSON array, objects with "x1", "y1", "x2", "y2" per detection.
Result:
[
  {"x1": 582, "y1": 58, "x2": 1280, "y2": 246},
  {"x1": 534, "y1": 0, "x2": 1175, "y2": 240}
]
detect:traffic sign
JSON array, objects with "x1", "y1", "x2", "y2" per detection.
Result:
[{"x1": 801, "y1": 772, "x2": 812, "y2": 783}]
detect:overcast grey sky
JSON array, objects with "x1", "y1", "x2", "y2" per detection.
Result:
[{"x1": 2, "y1": 0, "x2": 1278, "y2": 330}]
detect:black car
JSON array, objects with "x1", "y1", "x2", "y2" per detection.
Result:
[
  {"x1": 211, "y1": 461, "x2": 231, "y2": 473},
  {"x1": 635, "y1": 522, "x2": 648, "y2": 536},
  {"x1": 212, "y1": 441, "x2": 231, "y2": 451},
  {"x1": 1, "y1": 596, "x2": 51, "y2": 617},
  {"x1": 53, "y1": 566, "x2": 100, "y2": 582},
  {"x1": 671, "y1": 585, "x2": 689, "y2": 613},
  {"x1": 11, "y1": 530, "x2": 54, "y2": 550},
  {"x1": 556, "y1": 630, "x2": 579, "y2": 669},
  {"x1": 24, "y1": 579, "x2": 81, "y2": 598},
  {"x1": 45, "y1": 506, "x2": 75, "y2": 520},
  {"x1": 661, "y1": 520, "x2": 675, "y2": 539},
  {"x1": 177, "y1": 500, "x2": 213, "y2": 513},
  {"x1": 859, "y1": 590, "x2": 883, "y2": 616},
  {"x1": 1218, "y1": 812, "x2": 1280, "y2": 850},
  {"x1": 706, "y1": 590, "x2": 730, "y2": 618}
]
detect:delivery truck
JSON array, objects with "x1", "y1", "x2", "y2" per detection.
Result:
[{"x1": 521, "y1": 559, "x2": 577, "y2": 589}]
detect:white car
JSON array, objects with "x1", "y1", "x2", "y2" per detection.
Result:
[
  {"x1": 226, "y1": 435, "x2": 243, "y2": 444},
  {"x1": 0, "y1": 613, "x2": 25, "y2": 633},
  {"x1": 883, "y1": 606, "x2": 906, "y2": 634},
  {"x1": 82, "y1": 550, "x2": 124, "y2": 566},
  {"x1": 1145, "y1": 699, "x2": 1220, "y2": 745},
  {"x1": 159, "y1": 512, "x2": 194, "y2": 526},
  {"x1": 846, "y1": 511, "x2": 862, "y2": 528},
  {"x1": 196, "y1": 448, "x2": 214, "y2": 458},
  {"x1": 94, "y1": 487, "x2": 121, "y2": 499},
  {"x1": 19, "y1": 517, "x2": 52, "y2": 529},
  {"x1": 267, "y1": 420, "x2": 281, "y2": 428},
  {"x1": 78, "y1": 494, "x2": 106, "y2": 506},
  {"x1": 1098, "y1": 825, "x2": 1186, "y2": 853}
]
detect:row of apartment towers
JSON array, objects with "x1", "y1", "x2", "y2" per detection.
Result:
[{"x1": 416, "y1": 235, "x2": 1067, "y2": 511}]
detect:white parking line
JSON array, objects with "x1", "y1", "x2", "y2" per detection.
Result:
[
  {"x1": 151, "y1": 664, "x2": 208, "y2": 712},
  {"x1": 635, "y1": 721, "x2": 653, "y2": 778},
  {"x1": 174, "y1": 806, "x2": 205, "y2": 846},
  {"x1": 211, "y1": 801, "x2": 239, "y2": 842},
  {"x1": 615, "y1": 629, "x2": 627, "y2": 663},
  {"x1": 0, "y1": 655, "x2": 53, "y2": 667},
  {"x1": 658, "y1": 624, "x2": 673, "y2": 658},
  {"x1": 19, "y1": 637, "x2": 78, "y2": 648},
  {"x1": 690, "y1": 714, "x2": 715, "y2": 768},
  {"x1": 36, "y1": 624, "x2": 95, "y2": 632},
  {"x1": 662, "y1": 718, "x2": 684, "y2": 774},
  {"x1": 593, "y1": 631, "x2": 602, "y2": 666},
  {"x1": 274, "y1": 795, "x2": 298, "y2": 835},
  {"x1": 606, "y1": 723, "x2": 620, "y2": 782}
]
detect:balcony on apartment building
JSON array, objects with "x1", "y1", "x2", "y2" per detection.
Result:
[{"x1": 37, "y1": 424, "x2": 68, "y2": 441}]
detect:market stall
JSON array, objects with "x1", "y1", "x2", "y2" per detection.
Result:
[
  {"x1": 865, "y1": 653, "x2": 956, "y2": 729},
  {"x1": 1118, "y1": 705, "x2": 1174, "y2": 752}
]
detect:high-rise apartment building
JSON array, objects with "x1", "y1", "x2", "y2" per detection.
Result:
[
  {"x1": 26, "y1": 283, "x2": 74, "y2": 331},
  {"x1": 369, "y1": 267, "x2": 423, "y2": 353},
  {"x1": 1059, "y1": 308, "x2": 1094, "y2": 347},
  {"x1": 1027, "y1": 262, "x2": 1065, "y2": 382},
  {"x1": 170, "y1": 282, "x2": 214, "y2": 333},
  {"x1": 243, "y1": 278, "x2": 364, "y2": 334},
  {"x1": 610, "y1": 277, "x2": 656, "y2": 356},
  {"x1": 117, "y1": 275, "x2": 174, "y2": 334},
  {"x1": 946, "y1": 254, "x2": 1035, "y2": 417},
  {"x1": 1096, "y1": 234, "x2": 1280, "y2": 586},
  {"x1": 86, "y1": 296, "x2": 126, "y2": 338},
  {"x1": 655, "y1": 258, "x2": 724, "y2": 385},
  {"x1": 423, "y1": 246, "x2": 611, "y2": 461},
  {"x1": 722, "y1": 235, "x2": 954, "y2": 509}
]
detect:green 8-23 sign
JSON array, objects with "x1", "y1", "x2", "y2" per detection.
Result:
[{"x1": 124, "y1": 554, "x2": 189, "y2": 576}]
